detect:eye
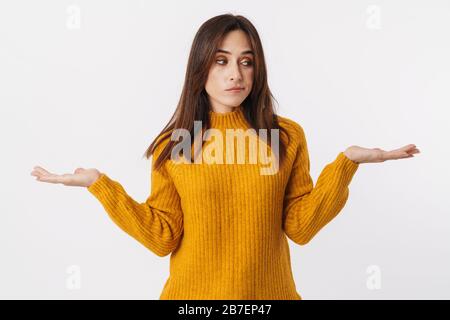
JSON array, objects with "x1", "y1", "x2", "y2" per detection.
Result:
[
  {"x1": 216, "y1": 58, "x2": 227, "y2": 65},
  {"x1": 215, "y1": 57, "x2": 253, "y2": 67}
]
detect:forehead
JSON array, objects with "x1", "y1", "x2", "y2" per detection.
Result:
[{"x1": 217, "y1": 30, "x2": 253, "y2": 55}]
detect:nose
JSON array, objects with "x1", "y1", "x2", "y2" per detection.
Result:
[{"x1": 229, "y1": 61, "x2": 243, "y2": 82}]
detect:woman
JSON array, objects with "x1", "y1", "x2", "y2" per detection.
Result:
[{"x1": 30, "y1": 14, "x2": 420, "y2": 300}]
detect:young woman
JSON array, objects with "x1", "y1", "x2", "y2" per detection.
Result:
[{"x1": 30, "y1": 14, "x2": 420, "y2": 300}]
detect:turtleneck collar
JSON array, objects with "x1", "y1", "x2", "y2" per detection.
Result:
[{"x1": 208, "y1": 105, "x2": 250, "y2": 129}]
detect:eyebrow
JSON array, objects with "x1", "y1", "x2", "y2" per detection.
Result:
[{"x1": 216, "y1": 49, "x2": 254, "y2": 56}]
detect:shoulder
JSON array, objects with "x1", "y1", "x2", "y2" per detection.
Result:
[
  {"x1": 153, "y1": 130, "x2": 173, "y2": 151},
  {"x1": 275, "y1": 114, "x2": 306, "y2": 145},
  {"x1": 151, "y1": 130, "x2": 174, "y2": 166}
]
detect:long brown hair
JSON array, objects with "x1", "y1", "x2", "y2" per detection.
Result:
[{"x1": 143, "y1": 13, "x2": 290, "y2": 171}]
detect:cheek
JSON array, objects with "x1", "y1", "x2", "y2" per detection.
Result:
[
  {"x1": 244, "y1": 69, "x2": 254, "y2": 88},
  {"x1": 205, "y1": 68, "x2": 222, "y2": 93}
]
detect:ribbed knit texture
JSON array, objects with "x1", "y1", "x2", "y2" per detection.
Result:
[{"x1": 87, "y1": 105, "x2": 359, "y2": 300}]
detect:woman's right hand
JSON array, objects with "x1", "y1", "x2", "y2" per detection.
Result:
[{"x1": 30, "y1": 166, "x2": 102, "y2": 187}]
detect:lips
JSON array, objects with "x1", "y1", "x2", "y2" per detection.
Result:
[{"x1": 226, "y1": 87, "x2": 244, "y2": 92}]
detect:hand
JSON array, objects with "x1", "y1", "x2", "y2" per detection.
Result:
[
  {"x1": 343, "y1": 144, "x2": 420, "y2": 164},
  {"x1": 30, "y1": 166, "x2": 102, "y2": 187}
]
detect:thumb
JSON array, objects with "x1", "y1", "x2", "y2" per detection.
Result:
[{"x1": 74, "y1": 167, "x2": 85, "y2": 174}]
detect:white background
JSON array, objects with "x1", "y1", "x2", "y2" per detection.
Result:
[{"x1": 1, "y1": 0, "x2": 449, "y2": 299}]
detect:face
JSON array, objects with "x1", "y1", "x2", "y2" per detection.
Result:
[{"x1": 205, "y1": 30, "x2": 254, "y2": 113}]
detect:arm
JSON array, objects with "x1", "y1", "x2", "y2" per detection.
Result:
[
  {"x1": 282, "y1": 124, "x2": 359, "y2": 246},
  {"x1": 87, "y1": 141, "x2": 183, "y2": 257}
]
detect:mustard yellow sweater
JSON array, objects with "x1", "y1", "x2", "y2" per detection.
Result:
[{"x1": 87, "y1": 105, "x2": 359, "y2": 300}]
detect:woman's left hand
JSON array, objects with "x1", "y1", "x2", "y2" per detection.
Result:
[{"x1": 343, "y1": 144, "x2": 420, "y2": 164}]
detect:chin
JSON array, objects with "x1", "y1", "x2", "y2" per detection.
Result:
[{"x1": 219, "y1": 97, "x2": 246, "y2": 107}]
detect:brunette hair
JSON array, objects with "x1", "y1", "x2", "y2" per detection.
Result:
[{"x1": 143, "y1": 13, "x2": 290, "y2": 170}]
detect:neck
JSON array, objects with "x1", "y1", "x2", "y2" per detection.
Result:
[{"x1": 208, "y1": 105, "x2": 249, "y2": 129}]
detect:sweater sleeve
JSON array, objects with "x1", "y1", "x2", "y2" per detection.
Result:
[
  {"x1": 87, "y1": 138, "x2": 183, "y2": 257},
  {"x1": 282, "y1": 123, "x2": 359, "y2": 246}
]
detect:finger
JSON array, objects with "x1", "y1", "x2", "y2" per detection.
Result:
[
  {"x1": 396, "y1": 152, "x2": 414, "y2": 159},
  {"x1": 36, "y1": 174, "x2": 63, "y2": 184},
  {"x1": 384, "y1": 150, "x2": 410, "y2": 160},
  {"x1": 33, "y1": 166, "x2": 52, "y2": 175},
  {"x1": 389, "y1": 144, "x2": 415, "y2": 154},
  {"x1": 399, "y1": 144, "x2": 416, "y2": 152},
  {"x1": 31, "y1": 169, "x2": 43, "y2": 177},
  {"x1": 31, "y1": 169, "x2": 52, "y2": 179},
  {"x1": 385, "y1": 143, "x2": 417, "y2": 156},
  {"x1": 31, "y1": 169, "x2": 50, "y2": 178},
  {"x1": 401, "y1": 153, "x2": 415, "y2": 159}
]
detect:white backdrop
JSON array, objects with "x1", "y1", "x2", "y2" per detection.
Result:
[{"x1": 1, "y1": 0, "x2": 449, "y2": 299}]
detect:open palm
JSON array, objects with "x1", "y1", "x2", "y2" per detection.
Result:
[
  {"x1": 30, "y1": 166, "x2": 101, "y2": 187},
  {"x1": 344, "y1": 144, "x2": 421, "y2": 164}
]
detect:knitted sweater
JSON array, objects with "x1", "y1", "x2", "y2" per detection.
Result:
[{"x1": 87, "y1": 105, "x2": 359, "y2": 300}]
